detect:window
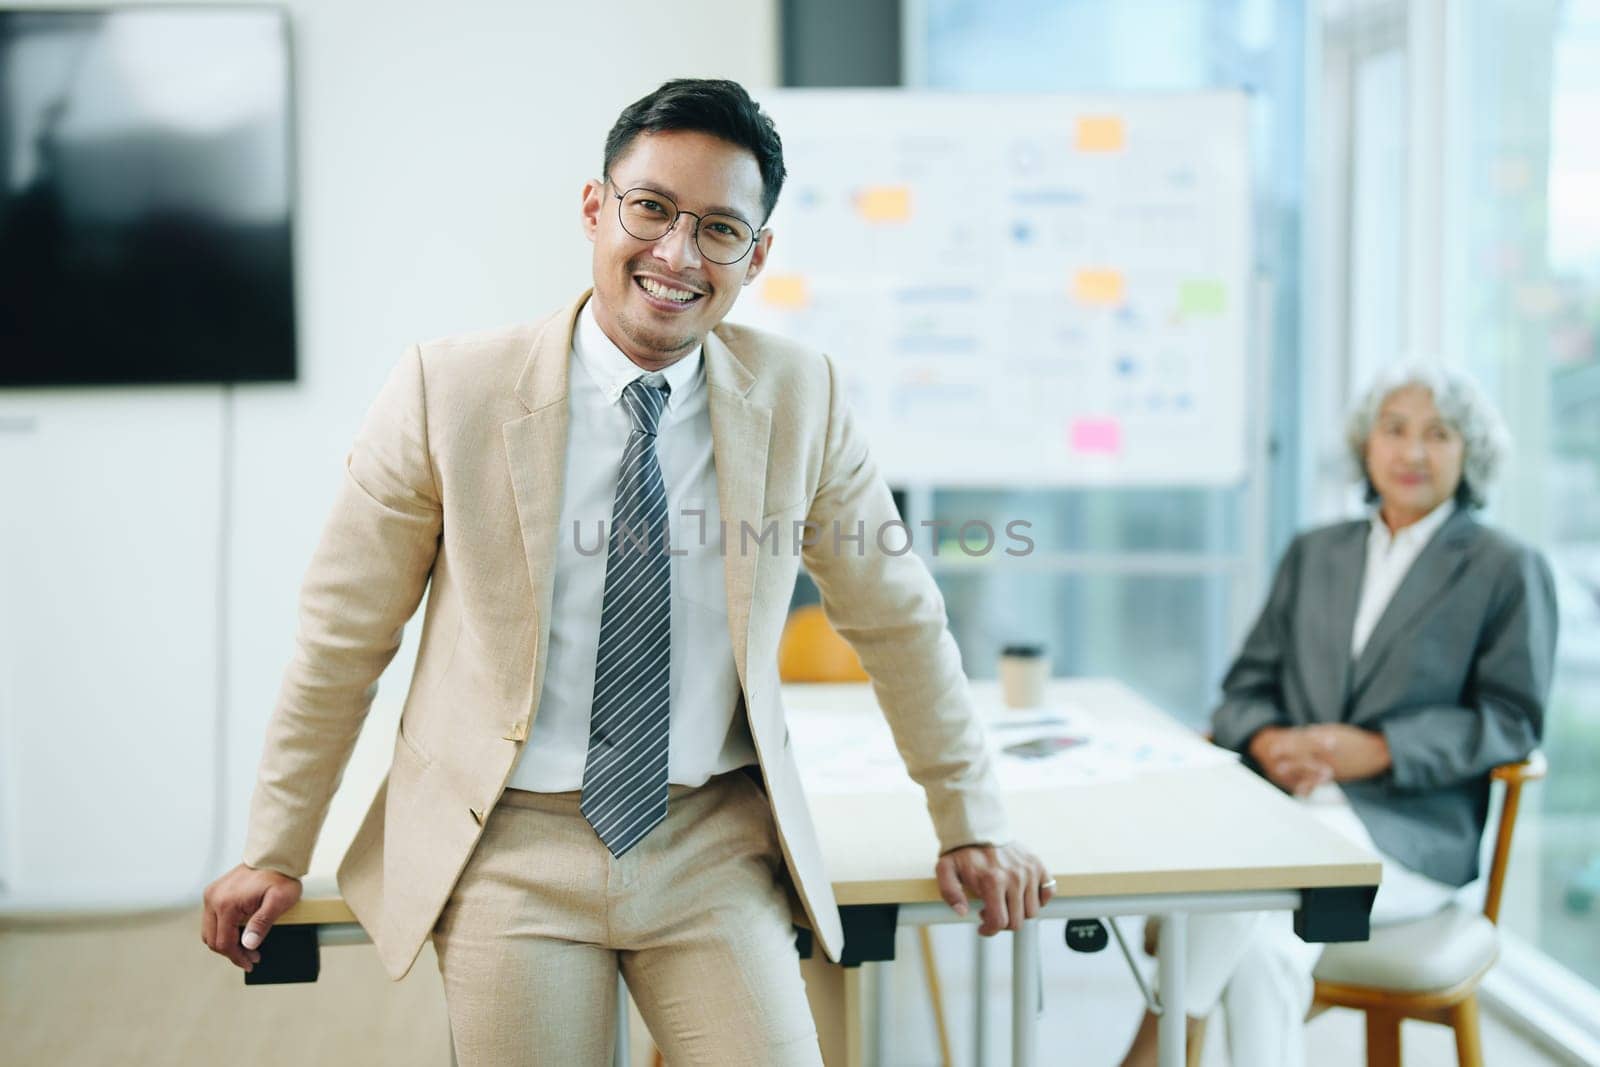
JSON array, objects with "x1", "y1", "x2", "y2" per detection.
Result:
[
  {"x1": 1449, "y1": 0, "x2": 1600, "y2": 1005},
  {"x1": 1316, "y1": 0, "x2": 1600, "y2": 1043},
  {"x1": 913, "y1": 0, "x2": 1307, "y2": 725}
]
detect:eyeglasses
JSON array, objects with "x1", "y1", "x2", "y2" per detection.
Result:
[{"x1": 608, "y1": 183, "x2": 759, "y2": 265}]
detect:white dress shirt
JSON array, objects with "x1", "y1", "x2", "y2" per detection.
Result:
[
  {"x1": 507, "y1": 299, "x2": 755, "y2": 792},
  {"x1": 1349, "y1": 497, "x2": 1458, "y2": 659}
]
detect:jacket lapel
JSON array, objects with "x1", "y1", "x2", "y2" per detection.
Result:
[
  {"x1": 501, "y1": 292, "x2": 581, "y2": 705},
  {"x1": 1348, "y1": 507, "x2": 1478, "y2": 700},
  {"x1": 1321, "y1": 523, "x2": 1367, "y2": 715},
  {"x1": 498, "y1": 301, "x2": 775, "y2": 709},
  {"x1": 704, "y1": 328, "x2": 771, "y2": 695}
]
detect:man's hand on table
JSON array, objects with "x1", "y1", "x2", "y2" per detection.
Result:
[
  {"x1": 1249, "y1": 724, "x2": 1392, "y2": 796},
  {"x1": 935, "y1": 842, "x2": 1054, "y2": 936},
  {"x1": 201, "y1": 863, "x2": 303, "y2": 973}
]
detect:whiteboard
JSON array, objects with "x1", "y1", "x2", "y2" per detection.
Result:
[{"x1": 727, "y1": 90, "x2": 1253, "y2": 487}]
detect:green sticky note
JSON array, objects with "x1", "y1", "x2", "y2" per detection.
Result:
[{"x1": 1180, "y1": 280, "x2": 1226, "y2": 316}]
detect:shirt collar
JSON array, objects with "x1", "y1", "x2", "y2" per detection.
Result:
[
  {"x1": 574, "y1": 297, "x2": 701, "y2": 414},
  {"x1": 1369, "y1": 496, "x2": 1458, "y2": 551}
]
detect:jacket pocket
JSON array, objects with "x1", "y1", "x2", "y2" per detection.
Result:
[{"x1": 395, "y1": 717, "x2": 433, "y2": 768}]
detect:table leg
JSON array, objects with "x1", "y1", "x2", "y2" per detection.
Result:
[
  {"x1": 1012, "y1": 920, "x2": 1040, "y2": 1067},
  {"x1": 845, "y1": 966, "x2": 866, "y2": 1067},
  {"x1": 1156, "y1": 912, "x2": 1187, "y2": 1067},
  {"x1": 872, "y1": 959, "x2": 893, "y2": 1065},
  {"x1": 974, "y1": 930, "x2": 992, "y2": 1067}
]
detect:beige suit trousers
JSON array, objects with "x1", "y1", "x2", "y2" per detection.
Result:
[{"x1": 431, "y1": 769, "x2": 823, "y2": 1066}]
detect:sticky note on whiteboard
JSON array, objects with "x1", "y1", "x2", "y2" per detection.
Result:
[
  {"x1": 1070, "y1": 418, "x2": 1123, "y2": 455},
  {"x1": 761, "y1": 275, "x2": 810, "y2": 309},
  {"x1": 1075, "y1": 116, "x2": 1126, "y2": 152},
  {"x1": 1072, "y1": 270, "x2": 1125, "y2": 307},
  {"x1": 856, "y1": 185, "x2": 912, "y2": 222},
  {"x1": 1180, "y1": 280, "x2": 1227, "y2": 315}
]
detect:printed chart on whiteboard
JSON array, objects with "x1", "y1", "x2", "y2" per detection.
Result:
[{"x1": 728, "y1": 90, "x2": 1253, "y2": 487}]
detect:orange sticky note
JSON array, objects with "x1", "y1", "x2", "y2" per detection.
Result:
[
  {"x1": 1072, "y1": 269, "x2": 1125, "y2": 307},
  {"x1": 1075, "y1": 116, "x2": 1125, "y2": 153},
  {"x1": 856, "y1": 185, "x2": 912, "y2": 223},
  {"x1": 761, "y1": 275, "x2": 810, "y2": 309}
]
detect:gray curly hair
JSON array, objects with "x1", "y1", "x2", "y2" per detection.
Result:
[{"x1": 1344, "y1": 361, "x2": 1511, "y2": 509}]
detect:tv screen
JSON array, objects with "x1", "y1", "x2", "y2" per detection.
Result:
[{"x1": 0, "y1": 8, "x2": 295, "y2": 387}]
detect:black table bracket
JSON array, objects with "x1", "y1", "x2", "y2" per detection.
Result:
[
  {"x1": 244, "y1": 924, "x2": 321, "y2": 985},
  {"x1": 1295, "y1": 885, "x2": 1379, "y2": 943},
  {"x1": 838, "y1": 903, "x2": 901, "y2": 967}
]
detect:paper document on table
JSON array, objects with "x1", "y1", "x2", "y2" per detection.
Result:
[
  {"x1": 985, "y1": 707, "x2": 1236, "y2": 790},
  {"x1": 788, "y1": 705, "x2": 1236, "y2": 795}
]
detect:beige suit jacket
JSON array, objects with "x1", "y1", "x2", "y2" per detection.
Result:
[{"x1": 243, "y1": 291, "x2": 1009, "y2": 979}]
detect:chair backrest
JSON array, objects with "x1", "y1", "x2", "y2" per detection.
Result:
[
  {"x1": 778, "y1": 604, "x2": 868, "y2": 683},
  {"x1": 1482, "y1": 752, "x2": 1547, "y2": 925}
]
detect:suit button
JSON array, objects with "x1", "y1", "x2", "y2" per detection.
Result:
[{"x1": 504, "y1": 720, "x2": 528, "y2": 742}]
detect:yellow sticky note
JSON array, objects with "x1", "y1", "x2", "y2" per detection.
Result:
[
  {"x1": 1072, "y1": 269, "x2": 1125, "y2": 307},
  {"x1": 761, "y1": 275, "x2": 810, "y2": 309},
  {"x1": 1075, "y1": 116, "x2": 1125, "y2": 153},
  {"x1": 856, "y1": 185, "x2": 912, "y2": 223}
]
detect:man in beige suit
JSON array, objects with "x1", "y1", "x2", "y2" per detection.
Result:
[{"x1": 203, "y1": 79, "x2": 1051, "y2": 1064}]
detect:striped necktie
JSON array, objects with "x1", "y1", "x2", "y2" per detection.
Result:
[{"x1": 580, "y1": 376, "x2": 673, "y2": 857}]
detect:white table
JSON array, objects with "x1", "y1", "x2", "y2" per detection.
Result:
[
  {"x1": 790, "y1": 679, "x2": 1380, "y2": 1067},
  {"x1": 260, "y1": 679, "x2": 1381, "y2": 1067}
]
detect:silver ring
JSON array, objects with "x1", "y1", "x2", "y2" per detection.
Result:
[{"x1": 1040, "y1": 878, "x2": 1057, "y2": 891}]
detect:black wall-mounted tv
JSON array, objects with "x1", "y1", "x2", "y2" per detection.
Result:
[{"x1": 0, "y1": 7, "x2": 296, "y2": 387}]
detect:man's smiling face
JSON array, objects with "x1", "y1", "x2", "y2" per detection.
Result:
[{"x1": 580, "y1": 129, "x2": 773, "y2": 371}]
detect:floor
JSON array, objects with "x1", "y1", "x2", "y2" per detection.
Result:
[{"x1": 0, "y1": 909, "x2": 1567, "y2": 1066}]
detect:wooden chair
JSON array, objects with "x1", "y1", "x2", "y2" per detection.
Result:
[
  {"x1": 1145, "y1": 752, "x2": 1544, "y2": 1067},
  {"x1": 778, "y1": 602, "x2": 870, "y2": 683},
  {"x1": 1310, "y1": 752, "x2": 1546, "y2": 1067}
]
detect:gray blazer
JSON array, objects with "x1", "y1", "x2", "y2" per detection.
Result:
[{"x1": 1211, "y1": 508, "x2": 1558, "y2": 887}]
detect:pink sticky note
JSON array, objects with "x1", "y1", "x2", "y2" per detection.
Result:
[{"x1": 1069, "y1": 418, "x2": 1122, "y2": 455}]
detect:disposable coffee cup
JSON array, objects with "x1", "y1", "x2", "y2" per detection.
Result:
[{"x1": 999, "y1": 644, "x2": 1049, "y2": 708}]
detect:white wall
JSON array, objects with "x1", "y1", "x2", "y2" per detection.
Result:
[{"x1": 0, "y1": 0, "x2": 778, "y2": 910}]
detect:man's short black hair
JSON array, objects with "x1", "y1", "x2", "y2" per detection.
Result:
[{"x1": 602, "y1": 79, "x2": 787, "y2": 224}]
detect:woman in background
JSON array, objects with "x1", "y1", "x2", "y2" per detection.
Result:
[{"x1": 1120, "y1": 362, "x2": 1559, "y2": 1067}]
